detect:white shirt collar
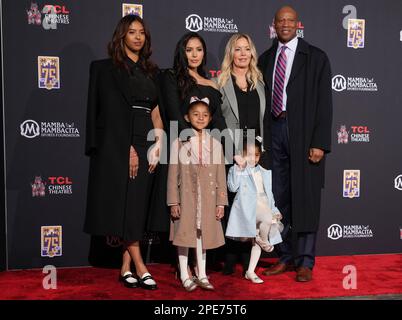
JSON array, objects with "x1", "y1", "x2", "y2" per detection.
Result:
[{"x1": 278, "y1": 36, "x2": 298, "y2": 53}]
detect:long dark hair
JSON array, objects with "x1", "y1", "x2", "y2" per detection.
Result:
[
  {"x1": 173, "y1": 32, "x2": 207, "y2": 100},
  {"x1": 108, "y1": 15, "x2": 157, "y2": 76}
]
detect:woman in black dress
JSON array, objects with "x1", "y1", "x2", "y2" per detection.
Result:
[
  {"x1": 162, "y1": 32, "x2": 227, "y2": 134},
  {"x1": 150, "y1": 33, "x2": 227, "y2": 229},
  {"x1": 84, "y1": 15, "x2": 163, "y2": 290},
  {"x1": 149, "y1": 32, "x2": 227, "y2": 274}
]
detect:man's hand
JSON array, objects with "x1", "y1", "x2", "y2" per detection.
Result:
[{"x1": 309, "y1": 148, "x2": 324, "y2": 164}]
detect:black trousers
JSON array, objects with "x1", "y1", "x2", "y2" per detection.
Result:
[{"x1": 271, "y1": 116, "x2": 317, "y2": 269}]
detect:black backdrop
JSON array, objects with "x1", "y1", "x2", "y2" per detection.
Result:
[
  {"x1": 1, "y1": 0, "x2": 402, "y2": 270},
  {"x1": 0, "y1": 2, "x2": 5, "y2": 271}
]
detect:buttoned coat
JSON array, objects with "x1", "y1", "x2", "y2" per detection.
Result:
[
  {"x1": 258, "y1": 38, "x2": 333, "y2": 232},
  {"x1": 84, "y1": 59, "x2": 158, "y2": 238},
  {"x1": 167, "y1": 136, "x2": 228, "y2": 249}
]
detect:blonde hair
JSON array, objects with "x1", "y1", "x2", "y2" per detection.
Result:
[{"x1": 218, "y1": 34, "x2": 263, "y2": 90}]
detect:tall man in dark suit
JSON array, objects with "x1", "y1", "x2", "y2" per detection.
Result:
[{"x1": 258, "y1": 6, "x2": 333, "y2": 282}]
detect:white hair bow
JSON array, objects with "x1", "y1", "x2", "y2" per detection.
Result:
[{"x1": 189, "y1": 96, "x2": 210, "y2": 105}]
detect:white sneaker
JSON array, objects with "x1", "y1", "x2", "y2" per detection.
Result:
[{"x1": 245, "y1": 271, "x2": 264, "y2": 284}]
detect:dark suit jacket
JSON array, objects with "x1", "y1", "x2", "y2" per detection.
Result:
[{"x1": 258, "y1": 38, "x2": 333, "y2": 232}]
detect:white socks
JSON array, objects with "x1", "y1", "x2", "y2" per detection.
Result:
[
  {"x1": 259, "y1": 221, "x2": 270, "y2": 243},
  {"x1": 141, "y1": 272, "x2": 156, "y2": 285},
  {"x1": 196, "y1": 235, "x2": 207, "y2": 280},
  {"x1": 178, "y1": 246, "x2": 190, "y2": 282},
  {"x1": 177, "y1": 234, "x2": 207, "y2": 282},
  {"x1": 248, "y1": 241, "x2": 261, "y2": 274},
  {"x1": 122, "y1": 271, "x2": 137, "y2": 284}
]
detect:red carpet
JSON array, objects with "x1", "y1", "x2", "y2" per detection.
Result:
[{"x1": 0, "y1": 254, "x2": 401, "y2": 300}]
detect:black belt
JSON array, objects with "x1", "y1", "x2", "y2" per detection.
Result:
[{"x1": 131, "y1": 105, "x2": 151, "y2": 113}]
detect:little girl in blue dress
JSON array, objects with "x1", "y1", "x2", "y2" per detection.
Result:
[{"x1": 226, "y1": 139, "x2": 283, "y2": 284}]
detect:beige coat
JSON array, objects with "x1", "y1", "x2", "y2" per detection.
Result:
[{"x1": 167, "y1": 134, "x2": 228, "y2": 249}]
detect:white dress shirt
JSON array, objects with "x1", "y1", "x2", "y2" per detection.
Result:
[{"x1": 272, "y1": 36, "x2": 298, "y2": 111}]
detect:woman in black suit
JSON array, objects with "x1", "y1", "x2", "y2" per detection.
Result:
[{"x1": 84, "y1": 15, "x2": 163, "y2": 290}]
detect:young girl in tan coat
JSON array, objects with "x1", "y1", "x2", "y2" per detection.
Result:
[{"x1": 167, "y1": 97, "x2": 228, "y2": 291}]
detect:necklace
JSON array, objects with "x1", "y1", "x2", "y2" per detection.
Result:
[
  {"x1": 237, "y1": 82, "x2": 248, "y2": 92},
  {"x1": 234, "y1": 77, "x2": 248, "y2": 92},
  {"x1": 232, "y1": 71, "x2": 248, "y2": 92}
]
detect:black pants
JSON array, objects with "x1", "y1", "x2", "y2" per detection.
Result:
[
  {"x1": 223, "y1": 238, "x2": 251, "y2": 272},
  {"x1": 271, "y1": 116, "x2": 317, "y2": 269}
]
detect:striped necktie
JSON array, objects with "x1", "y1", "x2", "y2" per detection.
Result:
[{"x1": 272, "y1": 46, "x2": 288, "y2": 117}]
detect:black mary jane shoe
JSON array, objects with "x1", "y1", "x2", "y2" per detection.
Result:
[
  {"x1": 119, "y1": 272, "x2": 139, "y2": 288},
  {"x1": 138, "y1": 273, "x2": 158, "y2": 290}
]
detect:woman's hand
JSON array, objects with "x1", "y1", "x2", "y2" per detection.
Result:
[
  {"x1": 129, "y1": 146, "x2": 139, "y2": 179},
  {"x1": 216, "y1": 206, "x2": 224, "y2": 220},
  {"x1": 148, "y1": 142, "x2": 160, "y2": 173},
  {"x1": 150, "y1": 106, "x2": 163, "y2": 174},
  {"x1": 170, "y1": 205, "x2": 181, "y2": 219}
]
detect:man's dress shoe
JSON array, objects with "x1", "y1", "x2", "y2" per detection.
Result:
[
  {"x1": 262, "y1": 263, "x2": 294, "y2": 276},
  {"x1": 296, "y1": 267, "x2": 313, "y2": 282}
]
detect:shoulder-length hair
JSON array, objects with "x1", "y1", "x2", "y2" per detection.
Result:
[
  {"x1": 218, "y1": 33, "x2": 263, "y2": 90},
  {"x1": 173, "y1": 32, "x2": 207, "y2": 100},
  {"x1": 108, "y1": 15, "x2": 157, "y2": 76}
]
